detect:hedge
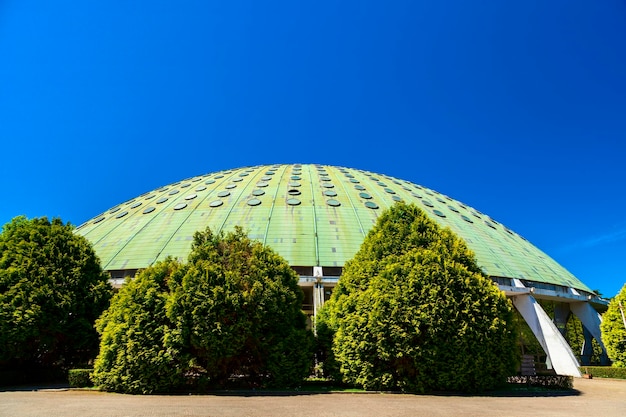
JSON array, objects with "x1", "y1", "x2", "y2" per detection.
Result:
[
  {"x1": 68, "y1": 369, "x2": 93, "y2": 388},
  {"x1": 506, "y1": 375, "x2": 573, "y2": 390},
  {"x1": 581, "y1": 366, "x2": 626, "y2": 379}
]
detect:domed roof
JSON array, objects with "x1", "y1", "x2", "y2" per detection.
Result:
[{"x1": 76, "y1": 164, "x2": 592, "y2": 293}]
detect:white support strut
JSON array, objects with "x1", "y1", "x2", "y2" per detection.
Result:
[
  {"x1": 570, "y1": 301, "x2": 608, "y2": 354},
  {"x1": 512, "y1": 294, "x2": 582, "y2": 377}
]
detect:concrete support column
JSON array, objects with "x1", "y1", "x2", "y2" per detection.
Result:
[
  {"x1": 313, "y1": 283, "x2": 325, "y2": 318},
  {"x1": 512, "y1": 294, "x2": 582, "y2": 377},
  {"x1": 313, "y1": 266, "x2": 324, "y2": 317},
  {"x1": 570, "y1": 301, "x2": 610, "y2": 365},
  {"x1": 580, "y1": 326, "x2": 594, "y2": 366}
]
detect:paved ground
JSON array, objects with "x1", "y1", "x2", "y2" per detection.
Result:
[{"x1": 1, "y1": 378, "x2": 625, "y2": 417}]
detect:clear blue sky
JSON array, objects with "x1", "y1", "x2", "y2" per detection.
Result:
[{"x1": 1, "y1": 1, "x2": 625, "y2": 297}]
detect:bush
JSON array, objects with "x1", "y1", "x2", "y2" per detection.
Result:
[
  {"x1": 92, "y1": 259, "x2": 185, "y2": 394},
  {"x1": 93, "y1": 227, "x2": 314, "y2": 394},
  {"x1": 319, "y1": 202, "x2": 518, "y2": 393},
  {"x1": 68, "y1": 369, "x2": 93, "y2": 388},
  {"x1": 0, "y1": 216, "x2": 112, "y2": 373},
  {"x1": 600, "y1": 283, "x2": 626, "y2": 367},
  {"x1": 167, "y1": 227, "x2": 314, "y2": 389},
  {"x1": 581, "y1": 366, "x2": 626, "y2": 379},
  {"x1": 507, "y1": 375, "x2": 573, "y2": 390}
]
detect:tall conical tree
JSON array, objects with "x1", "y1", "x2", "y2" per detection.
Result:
[
  {"x1": 601, "y1": 283, "x2": 626, "y2": 367},
  {"x1": 318, "y1": 202, "x2": 518, "y2": 393},
  {"x1": 0, "y1": 216, "x2": 112, "y2": 375}
]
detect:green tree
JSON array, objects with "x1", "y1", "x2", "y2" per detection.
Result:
[
  {"x1": 168, "y1": 227, "x2": 313, "y2": 389},
  {"x1": 92, "y1": 258, "x2": 185, "y2": 394},
  {"x1": 0, "y1": 216, "x2": 112, "y2": 373},
  {"x1": 601, "y1": 283, "x2": 626, "y2": 367},
  {"x1": 318, "y1": 202, "x2": 518, "y2": 393},
  {"x1": 93, "y1": 227, "x2": 313, "y2": 393}
]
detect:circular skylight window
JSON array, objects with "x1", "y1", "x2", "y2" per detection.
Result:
[
  {"x1": 252, "y1": 189, "x2": 265, "y2": 196},
  {"x1": 174, "y1": 203, "x2": 187, "y2": 210},
  {"x1": 217, "y1": 191, "x2": 230, "y2": 198},
  {"x1": 327, "y1": 199, "x2": 341, "y2": 207},
  {"x1": 143, "y1": 207, "x2": 155, "y2": 214},
  {"x1": 209, "y1": 200, "x2": 223, "y2": 208},
  {"x1": 365, "y1": 201, "x2": 379, "y2": 209},
  {"x1": 247, "y1": 198, "x2": 262, "y2": 206},
  {"x1": 287, "y1": 198, "x2": 301, "y2": 206}
]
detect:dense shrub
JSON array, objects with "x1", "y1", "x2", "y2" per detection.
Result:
[
  {"x1": 318, "y1": 202, "x2": 518, "y2": 393},
  {"x1": 507, "y1": 375, "x2": 573, "y2": 389},
  {"x1": 600, "y1": 283, "x2": 626, "y2": 367},
  {"x1": 581, "y1": 366, "x2": 626, "y2": 379},
  {"x1": 93, "y1": 227, "x2": 314, "y2": 394},
  {"x1": 167, "y1": 227, "x2": 313, "y2": 389},
  {"x1": 92, "y1": 259, "x2": 185, "y2": 394},
  {"x1": 68, "y1": 369, "x2": 93, "y2": 388},
  {"x1": 0, "y1": 216, "x2": 112, "y2": 374}
]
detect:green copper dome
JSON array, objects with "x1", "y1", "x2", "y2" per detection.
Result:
[{"x1": 76, "y1": 164, "x2": 592, "y2": 293}]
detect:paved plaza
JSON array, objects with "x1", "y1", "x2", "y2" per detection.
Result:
[{"x1": 1, "y1": 377, "x2": 625, "y2": 417}]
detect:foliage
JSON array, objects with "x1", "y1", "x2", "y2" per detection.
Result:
[
  {"x1": 600, "y1": 283, "x2": 626, "y2": 367},
  {"x1": 93, "y1": 227, "x2": 313, "y2": 393},
  {"x1": 581, "y1": 366, "x2": 626, "y2": 379},
  {"x1": 318, "y1": 202, "x2": 518, "y2": 393},
  {"x1": 167, "y1": 227, "x2": 313, "y2": 389},
  {"x1": 0, "y1": 216, "x2": 112, "y2": 372},
  {"x1": 506, "y1": 375, "x2": 573, "y2": 390},
  {"x1": 68, "y1": 368, "x2": 93, "y2": 388},
  {"x1": 92, "y1": 259, "x2": 185, "y2": 394}
]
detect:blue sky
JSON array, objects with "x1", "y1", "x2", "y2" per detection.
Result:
[{"x1": 1, "y1": 1, "x2": 625, "y2": 297}]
